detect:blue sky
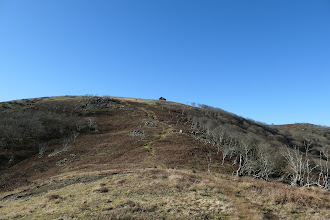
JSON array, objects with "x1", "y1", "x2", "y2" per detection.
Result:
[{"x1": 0, "y1": 0, "x2": 329, "y2": 126}]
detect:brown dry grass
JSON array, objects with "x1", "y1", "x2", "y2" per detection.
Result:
[
  {"x1": 230, "y1": 177, "x2": 330, "y2": 219},
  {"x1": 0, "y1": 169, "x2": 235, "y2": 219},
  {"x1": 1, "y1": 168, "x2": 330, "y2": 219}
]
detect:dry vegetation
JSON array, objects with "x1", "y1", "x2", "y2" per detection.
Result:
[
  {"x1": 0, "y1": 169, "x2": 232, "y2": 219},
  {"x1": 0, "y1": 169, "x2": 329, "y2": 219},
  {"x1": 0, "y1": 96, "x2": 329, "y2": 219}
]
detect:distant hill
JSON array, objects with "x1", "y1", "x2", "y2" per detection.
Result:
[{"x1": 0, "y1": 96, "x2": 329, "y2": 219}]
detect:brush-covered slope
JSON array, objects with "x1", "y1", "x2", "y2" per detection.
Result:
[{"x1": 0, "y1": 96, "x2": 329, "y2": 219}]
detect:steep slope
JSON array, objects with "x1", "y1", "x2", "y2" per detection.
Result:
[{"x1": 0, "y1": 96, "x2": 329, "y2": 219}]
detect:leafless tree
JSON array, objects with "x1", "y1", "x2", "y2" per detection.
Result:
[
  {"x1": 255, "y1": 144, "x2": 279, "y2": 180},
  {"x1": 220, "y1": 135, "x2": 237, "y2": 165},
  {"x1": 303, "y1": 140, "x2": 318, "y2": 187},
  {"x1": 233, "y1": 138, "x2": 257, "y2": 176},
  {"x1": 283, "y1": 144, "x2": 318, "y2": 187},
  {"x1": 317, "y1": 146, "x2": 329, "y2": 189},
  {"x1": 71, "y1": 131, "x2": 80, "y2": 146},
  {"x1": 38, "y1": 142, "x2": 49, "y2": 158},
  {"x1": 206, "y1": 150, "x2": 212, "y2": 173},
  {"x1": 284, "y1": 145, "x2": 305, "y2": 186},
  {"x1": 88, "y1": 117, "x2": 98, "y2": 131}
]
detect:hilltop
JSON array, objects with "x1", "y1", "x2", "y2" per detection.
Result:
[{"x1": 0, "y1": 96, "x2": 329, "y2": 219}]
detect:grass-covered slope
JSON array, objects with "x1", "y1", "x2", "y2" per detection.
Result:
[{"x1": 0, "y1": 96, "x2": 329, "y2": 219}]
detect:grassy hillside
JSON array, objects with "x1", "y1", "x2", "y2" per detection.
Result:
[{"x1": 0, "y1": 96, "x2": 329, "y2": 219}]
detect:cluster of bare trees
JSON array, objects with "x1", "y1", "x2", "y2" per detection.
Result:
[
  {"x1": 187, "y1": 106, "x2": 284, "y2": 180},
  {"x1": 318, "y1": 147, "x2": 330, "y2": 189},
  {"x1": 0, "y1": 109, "x2": 81, "y2": 164},
  {"x1": 0, "y1": 98, "x2": 102, "y2": 167},
  {"x1": 186, "y1": 104, "x2": 330, "y2": 190},
  {"x1": 284, "y1": 144, "x2": 329, "y2": 189}
]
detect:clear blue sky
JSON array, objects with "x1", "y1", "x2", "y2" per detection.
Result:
[{"x1": 0, "y1": 0, "x2": 329, "y2": 126}]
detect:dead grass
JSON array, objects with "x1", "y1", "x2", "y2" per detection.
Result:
[
  {"x1": 0, "y1": 169, "x2": 235, "y2": 219},
  {"x1": 241, "y1": 180, "x2": 330, "y2": 209},
  {"x1": 231, "y1": 177, "x2": 330, "y2": 219},
  {"x1": 1, "y1": 168, "x2": 329, "y2": 219}
]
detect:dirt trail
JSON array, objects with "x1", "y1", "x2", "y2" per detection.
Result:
[{"x1": 128, "y1": 103, "x2": 175, "y2": 169}]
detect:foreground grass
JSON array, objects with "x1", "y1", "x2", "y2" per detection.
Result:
[
  {"x1": 0, "y1": 169, "x2": 233, "y2": 219},
  {"x1": 1, "y1": 168, "x2": 329, "y2": 219}
]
